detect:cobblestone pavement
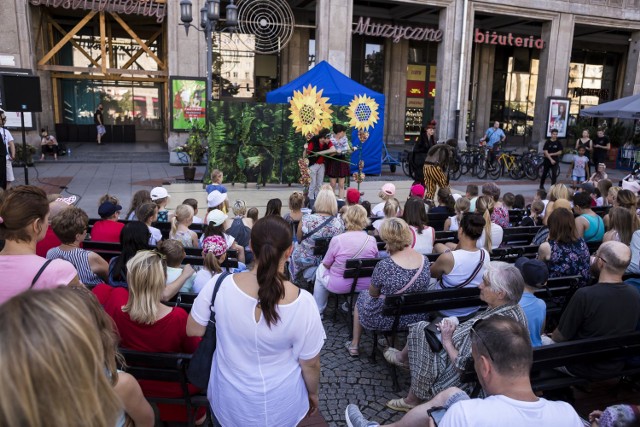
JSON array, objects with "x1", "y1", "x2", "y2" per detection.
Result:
[{"x1": 318, "y1": 301, "x2": 411, "y2": 426}]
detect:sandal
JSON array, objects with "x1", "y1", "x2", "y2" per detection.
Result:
[
  {"x1": 383, "y1": 347, "x2": 409, "y2": 369},
  {"x1": 345, "y1": 341, "x2": 359, "y2": 357},
  {"x1": 386, "y1": 397, "x2": 416, "y2": 412}
]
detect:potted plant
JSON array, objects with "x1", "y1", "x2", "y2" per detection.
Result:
[
  {"x1": 176, "y1": 124, "x2": 208, "y2": 181},
  {"x1": 13, "y1": 144, "x2": 37, "y2": 166}
]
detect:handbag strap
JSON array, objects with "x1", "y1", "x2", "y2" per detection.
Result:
[
  {"x1": 300, "y1": 216, "x2": 335, "y2": 243},
  {"x1": 352, "y1": 235, "x2": 371, "y2": 259},
  {"x1": 394, "y1": 256, "x2": 425, "y2": 295},
  {"x1": 30, "y1": 259, "x2": 53, "y2": 289},
  {"x1": 441, "y1": 250, "x2": 486, "y2": 289},
  {"x1": 207, "y1": 271, "x2": 231, "y2": 325}
]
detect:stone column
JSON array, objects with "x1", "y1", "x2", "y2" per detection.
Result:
[
  {"x1": 532, "y1": 13, "x2": 575, "y2": 143},
  {"x1": 315, "y1": 0, "x2": 353, "y2": 75},
  {"x1": 280, "y1": 28, "x2": 310, "y2": 84},
  {"x1": 473, "y1": 43, "x2": 496, "y2": 143},
  {"x1": 622, "y1": 31, "x2": 640, "y2": 97},
  {"x1": 383, "y1": 38, "x2": 408, "y2": 144},
  {"x1": 435, "y1": 1, "x2": 473, "y2": 143}
]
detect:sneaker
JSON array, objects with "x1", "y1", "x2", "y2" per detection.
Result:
[{"x1": 345, "y1": 404, "x2": 380, "y2": 427}]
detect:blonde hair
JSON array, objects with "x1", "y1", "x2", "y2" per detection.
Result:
[
  {"x1": 314, "y1": 188, "x2": 338, "y2": 215},
  {"x1": 289, "y1": 191, "x2": 304, "y2": 211},
  {"x1": 475, "y1": 196, "x2": 494, "y2": 252},
  {"x1": 454, "y1": 197, "x2": 471, "y2": 224},
  {"x1": 123, "y1": 251, "x2": 167, "y2": 324},
  {"x1": 380, "y1": 218, "x2": 412, "y2": 253},
  {"x1": 0, "y1": 288, "x2": 121, "y2": 427},
  {"x1": 204, "y1": 252, "x2": 224, "y2": 275},
  {"x1": 343, "y1": 204, "x2": 369, "y2": 231},
  {"x1": 99, "y1": 193, "x2": 119, "y2": 205},
  {"x1": 378, "y1": 190, "x2": 393, "y2": 201},
  {"x1": 170, "y1": 204, "x2": 194, "y2": 237},
  {"x1": 548, "y1": 184, "x2": 569, "y2": 202},
  {"x1": 383, "y1": 199, "x2": 400, "y2": 218},
  {"x1": 232, "y1": 200, "x2": 247, "y2": 216},
  {"x1": 210, "y1": 169, "x2": 223, "y2": 183}
]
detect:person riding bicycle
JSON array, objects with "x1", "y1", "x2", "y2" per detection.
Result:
[{"x1": 480, "y1": 121, "x2": 506, "y2": 167}]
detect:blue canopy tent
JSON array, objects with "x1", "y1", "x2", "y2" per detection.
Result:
[{"x1": 266, "y1": 60, "x2": 385, "y2": 174}]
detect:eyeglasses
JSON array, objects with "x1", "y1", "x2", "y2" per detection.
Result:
[
  {"x1": 594, "y1": 254, "x2": 607, "y2": 264},
  {"x1": 471, "y1": 318, "x2": 494, "y2": 362}
]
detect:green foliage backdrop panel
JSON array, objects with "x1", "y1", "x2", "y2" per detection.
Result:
[{"x1": 207, "y1": 101, "x2": 349, "y2": 184}]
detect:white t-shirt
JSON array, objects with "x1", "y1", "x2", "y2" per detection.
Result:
[
  {"x1": 448, "y1": 215, "x2": 460, "y2": 231},
  {"x1": 409, "y1": 225, "x2": 435, "y2": 255},
  {"x1": 190, "y1": 275, "x2": 326, "y2": 427},
  {"x1": 148, "y1": 225, "x2": 162, "y2": 246},
  {"x1": 192, "y1": 215, "x2": 204, "y2": 224},
  {"x1": 476, "y1": 223, "x2": 503, "y2": 250},
  {"x1": 440, "y1": 248, "x2": 490, "y2": 317},
  {"x1": 1, "y1": 128, "x2": 13, "y2": 160},
  {"x1": 440, "y1": 395, "x2": 582, "y2": 427}
]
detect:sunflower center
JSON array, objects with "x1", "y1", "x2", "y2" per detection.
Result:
[
  {"x1": 355, "y1": 104, "x2": 372, "y2": 122},
  {"x1": 300, "y1": 105, "x2": 316, "y2": 125}
]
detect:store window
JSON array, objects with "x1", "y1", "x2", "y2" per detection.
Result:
[
  {"x1": 568, "y1": 50, "x2": 620, "y2": 117},
  {"x1": 490, "y1": 47, "x2": 540, "y2": 138},
  {"x1": 351, "y1": 36, "x2": 385, "y2": 93},
  {"x1": 404, "y1": 41, "x2": 438, "y2": 141}
]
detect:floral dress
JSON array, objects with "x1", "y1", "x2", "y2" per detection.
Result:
[
  {"x1": 289, "y1": 214, "x2": 344, "y2": 284},
  {"x1": 356, "y1": 256, "x2": 430, "y2": 331},
  {"x1": 548, "y1": 238, "x2": 591, "y2": 286},
  {"x1": 491, "y1": 206, "x2": 510, "y2": 228}
]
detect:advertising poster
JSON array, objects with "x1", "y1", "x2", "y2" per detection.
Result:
[
  {"x1": 546, "y1": 97, "x2": 570, "y2": 138},
  {"x1": 170, "y1": 77, "x2": 206, "y2": 131}
]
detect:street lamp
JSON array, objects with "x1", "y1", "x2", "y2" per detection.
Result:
[{"x1": 180, "y1": 0, "x2": 238, "y2": 103}]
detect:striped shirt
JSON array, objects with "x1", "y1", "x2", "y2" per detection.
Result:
[{"x1": 46, "y1": 247, "x2": 102, "y2": 286}]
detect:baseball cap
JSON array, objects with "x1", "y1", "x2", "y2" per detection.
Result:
[
  {"x1": 150, "y1": 187, "x2": 170, "y2": 201},
  {"x1": 514, "y1": 257, "x2": 549, "y2": 288},
  {"x1": 381, "y1": 183, "x2": 396, "y2": 196},
  {"x1": 346, "y1": 188, "x2": 360, "y2": 204},
  {"x1": 410, "y1": 184, "x2": 425, "y2": 198},
  {"x1": 206, "y1": 209, "x2": 227, "y2": 226},
  {"x1": 98, "y1": 201, "x2": 122, "y2": 218},
  {"x1": 202, "y1": 235, "x2": 228, "y2": 257},
  {"x1": 207, "y1": 190, "x2": 227, "y2": 208},
  {"x1": 580, "y1": 182, "x2": 596, "y2": 194}
]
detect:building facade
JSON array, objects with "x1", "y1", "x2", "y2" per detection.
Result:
[{"x1": 1, "y1": 0, "x2": 639, "y2": 149}]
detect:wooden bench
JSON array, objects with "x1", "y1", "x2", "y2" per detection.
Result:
[
  {"x1": 82, "y1": 240, "x2": 239, "y2": 269},
  {"x1": 508, "y1": 209, "x2": 527, "y2": 226},
  {"x1": 500, "y1": 226, "x2": 542, "y2": 246},
  {"x1": 118, "y1": 348, "x2": 210, "y2": 427},
  {"x1": 462, "y1": 332, "x2": 640, "y2": 396}
]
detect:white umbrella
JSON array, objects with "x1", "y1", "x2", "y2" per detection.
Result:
[{"x1": 580, "y1": 93, "x2": 640, "y2": 119}]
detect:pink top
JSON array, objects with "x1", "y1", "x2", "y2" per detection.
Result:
[
  {"x1": 322, "y1": 231, "x2": 379, "y2": 293},
  {"x1": 0, "y1": 254, "x2": 78, "y2": 304}
]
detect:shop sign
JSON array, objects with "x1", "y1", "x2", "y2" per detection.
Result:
[
  {"x1": 353, "y1": 17, "x2": 442, "y2": 43},
  {"x1": 474, "y1": 29, "x2": 544, "y2": 49},
  {"x1": 407, "y1": 98, "x2": 424, "y2": 109},
  {"x1": 29, "y1": 0, "x2": 167, "y2": 23},
  {"x1": 407, "y1": 65, "x2": 427, "y2": 82},
  {"x1": 573, "y1": 88, "x2": 610, "y2": 101},
  {"x1": 406, "y1": 81, "x2": 426, "y2": 98}
]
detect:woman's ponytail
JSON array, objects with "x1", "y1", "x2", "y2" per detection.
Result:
[{"x1": 476, "y1": 196, "x2": 494, "y2": 252}]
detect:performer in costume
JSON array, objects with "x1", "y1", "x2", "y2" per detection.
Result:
[{"x1": 423, "y1": 143, "x2": 455, "y2": 201}]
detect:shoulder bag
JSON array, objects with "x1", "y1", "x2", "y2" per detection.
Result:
[
  {"x1": 299, "y1": 215, "x2": 335, "y2": 243},
  {"x1": 30, "y1": 259, "x2": 53, "y2": 289},
  {"x1": 187, "y1": 271, "x2": 230, "y2": 389},
  {"x1": 380, "y1": 256, "x2": 425, "y2": 299}
]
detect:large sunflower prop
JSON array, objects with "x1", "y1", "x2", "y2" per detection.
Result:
[
  {"x1": 347, "y1": 94, "x2": 380, "y2": 131},
  {"x1": 289, "y1": 85, "x2": 333, "y2": 135}
]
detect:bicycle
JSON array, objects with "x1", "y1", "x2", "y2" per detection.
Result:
[
  {"x1": 487, "y1": 149, "x2": 524, "y2": 180},
  {"x1": 520, "y1": 147, "x2": 544, "y2": 180}
]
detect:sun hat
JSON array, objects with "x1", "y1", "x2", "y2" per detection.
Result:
[
  {"x1": 410, "y1": 184, "x2": 425, "y2": 198},
  {"x1": 346, "y1": 188, "x2": 360, "y2": 204},
  {"x1": 98, "y1": 201, "x2": 122, "y2": 218},
  {"x1": 514, "y1": 257, "x2": 549, "y2": 288},
  {"x1": 150, "y1": 187, "x2": 170, "y2": 201},
  {"x1": 207, "y1": 190, "x2": 227, "y2": 208},
  {"x1": 202, "y1": 235, "x2": 228, "y2": 257},
  {"x1": 381, "y1": 183, "x2": 396, "y2": 196},
  {"x1": 206, "y1": 209, "x2": 227, "y2": 226}
]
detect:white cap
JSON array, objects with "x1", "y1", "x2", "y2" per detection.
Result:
[
  {"x1": 150, "y1": 187, "x2": 170, "y2": 201},
  {"x1": 207, "y1": 190, "x2": 227, "y2": 208},
  {"x1": 206, "y1": 209, "x2": 227, "y2": 226}
]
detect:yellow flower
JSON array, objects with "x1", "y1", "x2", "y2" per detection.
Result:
[
  {"x1": 289, "y1": 85, "x2": 333, "y2": 136},
  {"x1": 347, "y1": 94, "x2": 380, "y2": 131}
]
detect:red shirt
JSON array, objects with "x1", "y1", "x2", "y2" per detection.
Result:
[
  {"x1": 94, "y1": 285, "x2": 203, "y2": 421},
  {"x1": 307, "y1": 138, "x2": 333, "y2": 165},
  {"x1": 36, "y1": 226, "x2": 62, "y2": 257},
  {"x1": 91, "y1": 220, "x2": 124, "y2": 243}
]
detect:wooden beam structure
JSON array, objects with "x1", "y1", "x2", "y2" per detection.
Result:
[
  {"x1": 121, "y1": 29, "x2": 162, "y2": 70},
  {"x1": 99, "y1": 11, "x2": 107, "y2": 74},
  {"x1": 38, "y1": 11, "x2": 97, "y2": 66},
  {"x1": 109, "y1": 12, "x2": 165, "y2": 70}
]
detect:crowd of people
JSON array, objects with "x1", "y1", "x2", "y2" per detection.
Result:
[{"x1": 0, "y1": 165, "x2": 639, "y2": 426}]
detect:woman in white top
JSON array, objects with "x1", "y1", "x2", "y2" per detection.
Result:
[
  {"x1": 443, "y1": 197, "x2": 470, "y2": 232},
  {"x1": 187, "y1": 216, "x2": 325, "y2": 427},
  {"x1": 431, "y1": 212, "x2": 490, "y2": 319},
  {"x1": 402, "y1": 198, "x2": 435, "y2": 254},
  {"x1": 475, "y1": 195, "x2": 503, "y2": 252},
  {"x1": 136, "y1": 202, "x2": 162, "y2": 246}
]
